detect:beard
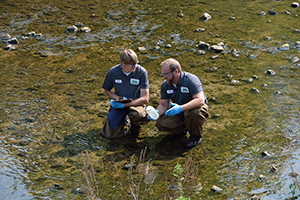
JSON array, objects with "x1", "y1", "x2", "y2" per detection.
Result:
[{"x1": 166, "y1": 73, "x2": 174, "y2": 86}]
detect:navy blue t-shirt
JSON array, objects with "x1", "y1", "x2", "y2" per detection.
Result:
[
  {"x1": 160, "y1": 71, "x2": 208, "y2": 105},
  {"x1": 102, "y1": 64, "x2": 149, "y2": 100}
]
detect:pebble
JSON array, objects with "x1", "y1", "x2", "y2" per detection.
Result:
[
  {"x1": 267, "y1": 69, "x2": 276, "y2": 75},
  {"x1": 291, "y1": 2, "x2": 299, "y2": 8},
  {"x1": 210, "y1": 45, "x2": 224, "y2": 53},
  {"x1": 198, "y1": 41, "x2": 210, "y2": 50},
  {"x1": 79, "y1": 27, "x2": 91, "y2": 33},
  {"x1": 211, "y1": 185, "x2": 222, "y2": 193},
  {"x1": 165, "y1": 44, "x2": 172, "y2": 48},
  {"x1": 251, "y1": 195, "x2": 261, "y2": 200},
  {"x1": 66, "y1": 25, "x2": 78, "y2": 33},
  {"x1": 201, "y1": 13, "x2": 212, "y2": 21},
  {"x1": 195, "y1": 28, "x2": 205, "y2": 32},
  {"x1": 269, "y1": 10, "x2": 277, "y2": 15},
  {"x1": 251, "y1": 88, "x2": 260, "y2": 93},
  {"x1": 231, "y1": 80, "x2": 239, "y2": 83},
  {"x1": 259, "y1": 11, "x2": 266, "y2": 16},
  {"x1": 7, "y1": 37, "x2": 19, "y2": 44},
  {"x1": 278, "y1": 44, "x2": 289, "y2": 50},
  {"x1": 196, "y1": 50, "x2": 205, "y2": 55}
]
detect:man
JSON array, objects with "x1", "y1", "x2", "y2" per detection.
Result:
[
  {"x1": 149, "y1": 58, "x2": 209, "y2": 148},
  {"x1": 100, "y1": 49, "x2": 149, "y2": 139}
]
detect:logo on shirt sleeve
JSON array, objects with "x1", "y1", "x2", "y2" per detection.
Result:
[
  {"x1": 130, "y1": 78, "x2": 139, "y2": 85},
  {"x1": 115, "y1": 79, "x2": 122, "y2": 83},
  {"x1": 167, "y1": 90, "x2": 174, "y2": 94},
  {"x1": 181, "y1": 87, "x2": 189, "y2": 93}
]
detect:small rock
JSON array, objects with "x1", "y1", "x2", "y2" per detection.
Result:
[
  {"x1": 210, "y1": 45, "x2": 224, "y2": 53},
  {"x1": 7, "y1": 37, "x2": 19, "y2": 44},
  {"x1": 242, "y1": 78, "x2": 253, "y2": 82},
  {"x1": 270, "y1": 165, "x2": 277, "y2": 172},
  {"x1": 275, "y1": 91, "x2": 281, "y2": 95},
  {"x1": 295, "y1": 41, "x2": 300, "y2": 48},
  {"x1": 259, "y1": 11, "x2": 266, "y2": 16},
  {"x1": 4, "y1": 44, "x2": 17, "y2": 51},
  {"x1": 198, "y1": 41, "x2": 210, "y2": 50},
  {"x1": 269, "y1": 10, "x2": 277, "y2": 15},
  {"x1": 285, "y1": 10, "x2": 291, "y2": 15},
  {"x1": 267, "y1": 69, "x2": 276, "y2": 76},
  {"x1": 262, "y1": 83, "x2": 268, "y2": 87},
  {"x1": 196, "y1": 50, "x2": 205, "y2": 55},
  {"x1": 231, "y1": 80, "x2": 239, "y2": 83},
  {"x1": 201, "y1": 13, "x2": 212, "y2": 21},
  {"x1": 264, "y1": 36, "x2": 272, "y2": 40},
  {"x1": 53, "y1": 184, "x2": 64, "y2": 190},
  {"x1": 138, "y1": 47, "x2": 147, "y2": 54},
  {"x1": 195, "y1": 28, "x2": 205, "y2": 32},
  {"x1": 35, "y1": 33, "x2": 42, "y2": 39},
  {"x1": 211, "y1": 185, "x2": 222, "y2": 193},
  {"x1": 251, "y1": 195, "x2": 261, "y2": 200},
  {"x1": 75, "y1": 22, "x2": 83, "y2": 27},
  {"x1": 25, "y1": 31, "x2": 36, "y2": 37},
  {"x1": 251, "y1": 88, "x2": 260, "y2": 93},
  {"x1": 261, "y1": 151, "x2": 271, "y2": 157},
  {"x1": 66, "y1": 25, "x2": 78, "y2": 33},
  {"x1": 293, "y1": 29, "x2": 300, "y2": 33},
  {"x1": 291, "y1": 2, "x2": 299, "y2": 8},
  {"x1": 278, "y1": 44, "x2": 289, "y2": 50},
  {"x1": 178, "y1": 12, "x2": 184, "y2": 17},
  {"x1": 252, "y1": 75, "x2": 258, "y2": 79},
  {"x1": 258, "y1": 174, "x2": 266, "y2": 181},
  {"x1": 79, "y1": 27, "x2": 91, "y2": 33},
  {"x1": 165, "y1": 44, "x2": 172, "y2": 48},
  {"x1": 71, "y1": 188, "x2": 85, "y2": 194}
]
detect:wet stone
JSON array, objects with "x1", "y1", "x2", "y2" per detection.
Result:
[
  {"x1": 75, "y1": 22, "x2": 83, "y2": 27},
  {"x1": 211, "y1": 185, "x2": 222, "y2": 193},
  {"x1": 66, "y1": 25, "x2": 78, "y2": 33},
  {"x1": 251, "y1": 195, "x2": 261, "y2": 200},
  {"x1": 259, "y1": 11, "x2": 266, "y2": 16},
  {"x1": 198, "y1": 41, "x2": 209, "y2": 50},
  {"x1": 53, "y1": 184, "x2": 64, "y2": 190},
  {"x1": 78, "y1": 27, "x2": 91, "y2": 33},
  {"x1": 268, "y1": 10, "x2": 277, "y2": 15},
  {"x1": 252, "y1": 75, "x2": 258, "y2": 79},
  {"x1": 7, "y1": 37, "x2": 19, "y2": 44},
  {"x1": 291, "y1": 2, "x2": 299, "y2": 8},
  {"x1": 251, "y1": 88, "x2": 260, "y2": 93},
  {"x1": 210, "y1": 45, "x2": 224, "y2": 53},
  {"x1": 267, "y1": 69, "x2": 276, "y2": 75},
  {"x1": 71, "y1": 188, "x2": 85, "y2": 194},
  {"x1": 25, "y1": 31, "x2": 36, "y2": 37},
  {"x1": 270, "y1": 164, "x2": 277, "y2": 172},
  {"x1": 165, "y1": 44, "x2": 172, "y2": 48},
  {"x1": 201, "y1": 13, "x2": 211, "y2": 21},
  {"x1": 195, "y1": 28, "x2": 205, "y2": 32},
  {"x1": 285, "y1": 10, "x2": 291, "y2": 15},
  {"x1": 4, "y1": 44, "x2": 17, "y2": 51}
]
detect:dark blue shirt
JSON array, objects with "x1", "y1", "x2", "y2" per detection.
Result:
[
  {"x1": 160, "y1": 71, "x2": 208, "y2": 105},
  {"x1": 102, "y1": 64, "x2": 149, "y2": 100}
]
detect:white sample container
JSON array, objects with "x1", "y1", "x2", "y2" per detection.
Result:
[{"x1": 146, "y1": 106, "x2": 159, "y2": 120}]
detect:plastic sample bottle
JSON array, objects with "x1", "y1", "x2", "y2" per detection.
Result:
[{"x1": 146, "y1": 106, "x2": 159, "y2": 120}]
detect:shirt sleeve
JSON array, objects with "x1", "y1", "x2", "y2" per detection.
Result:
[
  {"x1": 189, "y1": 74, "x2": 203, "y2": 96},
  {"x1": 140, "y1": 68, "x2": 149, "y2": 89},
  {"x1": 102, "y1": 70, "x2": 113, "y2": 91}
]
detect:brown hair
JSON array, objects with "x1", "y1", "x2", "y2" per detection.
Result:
[
  {"x1": 160, "y1": 58, "x2": 182, "y2": 72},
  {"x1": 120, "y1": 49, "x2": 138, "y2": 64}
]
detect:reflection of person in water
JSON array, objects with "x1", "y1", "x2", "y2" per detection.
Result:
[
  {"x1": 100, "y1": 49, "x2": 149, "y2": 139},
  {"x1": 149, "y1": 58, "x2": 209, "y2": 149}
]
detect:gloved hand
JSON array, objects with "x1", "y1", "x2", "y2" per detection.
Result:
[
  {"x1": 148, "y1": 109, "x2": 159, "y2": 121},
  {"x1": 165, "y1": 102, "x2": 182, "y2": 116},
  {"x1": 110, "y1": 99, "x2": 125, "y2": 109}
]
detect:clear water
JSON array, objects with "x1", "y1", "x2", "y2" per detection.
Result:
[{"x1": 0, "y1": 0, "x2": 300, "y2": 199}]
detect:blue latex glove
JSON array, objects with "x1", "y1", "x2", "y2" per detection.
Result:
[
  {"x1": 110, "y1": 99, "x2": 125, "y2": 109},
  {"x1": 148, "y1": 109, "x2": 159, "y2": 121},
  {"x1": 165, "y1": 102, "x2": 182, "y2": 116}
]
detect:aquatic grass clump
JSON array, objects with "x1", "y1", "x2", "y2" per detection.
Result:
[{"x1": 81, "y1": 150, "x2": 100, "y2": 200}]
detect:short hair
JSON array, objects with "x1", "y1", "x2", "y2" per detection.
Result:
[
  {"x1": 160, "y1": 58, "x2": 182, "y2": 72},
  {"x1": 120, "y1": 49, "x2": 138, "y2": 64}
]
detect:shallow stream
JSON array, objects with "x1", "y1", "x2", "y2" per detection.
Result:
[{"x1": 1, "y1": 0, "x2": 300, "y2": 199}]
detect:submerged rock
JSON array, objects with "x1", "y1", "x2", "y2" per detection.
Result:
[
  {"x1": 291, "y1": 2, "x2": 299, "y2": 8},
  {"x1": 267, "y1": 69, "x2": 276, "y2": 75},
  {"x1": 268, "y1": 10, "x2": 277, "y2": 15},
  {"x1": 201, "y1": 13, "x2": 212, "y2": 21},
  {"x1": 66, "y1": 25, "x2": 78, "y2": 33},
  {"x1": 251, "y1": 88, "x2": 260, "y2": 93},
  {"x1": 211, "y1": 185, "x2": 222, "y2": 193}
]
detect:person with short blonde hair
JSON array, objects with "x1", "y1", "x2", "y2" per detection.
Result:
[{"x1": 100, "y1": 49, "x2": 149, "y2": 139}]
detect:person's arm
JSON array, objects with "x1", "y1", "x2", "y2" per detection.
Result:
[
  {"x1": 124, "y1": 89, "x2": 149, "y2": 108},
  {"x1": 104, "y1": 89, "x2": 121, "y2": 101},
  {"x1": 157, "y1": 99, "x2": 170, "y2": 115},
  {"x1": 181, "y1": 91, "x2": 205, "y2": 111}
]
